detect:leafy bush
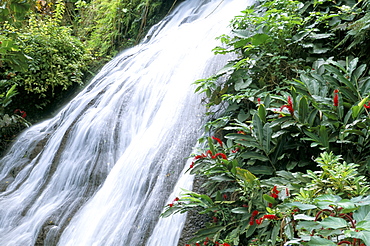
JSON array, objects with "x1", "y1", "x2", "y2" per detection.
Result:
[
  {"x1": 163, "y1": 151, "x2": 370, "y2": 245},
  {"x1": 74, "y1": 0, "x2": 180, "y2": 59},
  {"x1": 1, "y1": 1, "x2": 91, "y2": 113},
  {"x1": 164, "y1": 0, "x2": 370, "y2": 245}
]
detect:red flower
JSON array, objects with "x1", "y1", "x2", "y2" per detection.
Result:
[
  {"x1": 190, "y1": 162, "x2": 194, "y2": 168},
  {"x1": 194, "y1": 154, "x2": 205, "y2": 160},
  {"x1": 288, "y1": 96, "x2": 293, "y2": 106},
  {"x1": 257, "y1": 98, "x2": 261, "y2": 104},
  {"x1": 206, "y1": 150, "x2": 213, "y2": 156},
  {"x1": 364, "y1": 101, "x2": 370, "y2": 109},
  {"x1": 263, "y1": 214, "x2": 278, "y2": 220},
  {"x1": 174, "y1": 197, "x2": 180, "y2": 201},
  {"x1": 231, "y1": 148, "x2": 239, "y2": 153},
  {"x1": 271, "y1": 193, "x2": 278, "y2": 199},
  {"x1": 256, "y1": 217, "x2": 263, "y2": 225},
  {"x1": 333, "y1": 89, "x2": 339, "y2": 106},
  {"x1": 212, "y1": 136, "x2": 223, "y2": 147},
  {"x1": 223, "y1": 194, "x2": 227, "y2": 200},
  {"x1": 280, "y1": 96, "x2": 294, "y2": 115},
  {"x1": 213, "y1": 153, "x2": 227, "y2": 160},
  {"x1": 168, "y1": 203, "x2": 173, "y2": 207},
  {"x1": 14, "y1": 109, "x2": 27, "y2": 118},
  {"x1": 272, "y1": 186, "x2": 280, "y2": 194},
  {"x1": 249, "y1": 210, "x2": 259, "y2": 225},
  {"x1": 213, "y1": 216, "x2": 218, "y2": 222},
  {"x1": 222, "y1": 243, "x2": 231, "y2": 246},
  {"x1": 196, "y1": 243, "x2": 200, "y2": 246},
  {"x1": 285, "y1": 187, "x2": 290, "y2": 197}
]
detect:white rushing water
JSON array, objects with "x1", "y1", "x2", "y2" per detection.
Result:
[{"x1": 0, "y1": 0, "x2": 252, "y2": 245}]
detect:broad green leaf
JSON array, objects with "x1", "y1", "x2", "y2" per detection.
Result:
[
  {"x1": 306, "y1": 236, "x2": 337, "y2": 245},
  {"x1": 250, "y1": 33, "x2": 270, "y2": 45},
  {"x1": 298, "y1": 96, "x2": 309, "y2": 123},
  {"x1": 347, "y1": 231, "x2": 370, "y2": 245},
  {"x1": 263, "y1": 123, "x2": 272, "y2": 153},
  {"x1": 258, "y1": 104, "x2": 267, "y2": 123},
  {"x1": 285, "y1": 202, "x2": 317, "y2": 210},
  {"x1": 241, "y1": 151, "x2": 269, "y2": 162},
  {"x1": 192, "y1": 225, "x2": 227, "y2": 242},
  {"x1": 208, "y1": 137, "x2": 215, "y2": 156},
  {"x1": 231, "y1": 207, "x2": 250, "y2": 214},
  {"x1": 356, "y1": 220, "x2": 370, "y2": 231},
  {"x1": 353, "y1": 205, "x2": 370, "y2": 222},
  {"x1": 263, "y1": 194, "x2": 277, "y2": 205},
  {"x1": 318, "y1": 217, "x2": 348, "y2": 229},
  {"x1": 324, "y1": 64, "x2": 357, "y2": 93},
  {"x1": 237, "y1": 109, "x2": 249, "y2": 122},
  {"x1": 236, "y1": 167, "x2": 257, "y2": 184},
  {"x1": 248, "y1": 165, "x2": 274, "y2": 175},
  {"x1": 253, "y1": 113, "x2": 264, "y2": 145},
  {"x1": 271, "y1": 222, "x2": 280, "y2": 245},
  {"x1": 319, "y1": 125, "x2": 329, "y2": 148}
]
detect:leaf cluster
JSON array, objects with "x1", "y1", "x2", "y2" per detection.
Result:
[{"x1": 166, "y1": 0, "x2": 370, "y2": 244}]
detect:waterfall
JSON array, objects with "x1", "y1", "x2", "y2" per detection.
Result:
[{"x1": 0, "y1": 0, "x2": 252, "y2": 245}]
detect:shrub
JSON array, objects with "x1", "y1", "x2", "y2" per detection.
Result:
[{"x1": 1, "y1": 1, "x2": 91, "y2": 113}]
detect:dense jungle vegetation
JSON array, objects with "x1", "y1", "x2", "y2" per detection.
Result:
[
  {"x1": 2, "y1": 0, "x2": 370, "y2": 245},
  {"x1": 0, "y1": 0, "x2": 181, "y2": 154},
  {"x1": 161, "y1": 0, "x2": 370, "y2": 245}
]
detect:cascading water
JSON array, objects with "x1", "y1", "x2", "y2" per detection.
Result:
[{"x1": 0, "y1": 0, "x2": 252, "y2": 245}]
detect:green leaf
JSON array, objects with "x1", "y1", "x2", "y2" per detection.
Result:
[
  {"x1": 356, "y1": 220, "x2": 370, "y2": 231},
  {"x1": 236, "y1": 167, "x2": 257, "y2": 184},
  {"x1": 248, "y1": 165, "x2": 274, "y2": 175},
  {"x1": 306, "y1": 236, "x2": 337, "y2": 245},
  {"x1": 258, "y1": 104, "x2": 267, "y2": 123},
  {"x1": 318, "y1": 216, "x2": 348, "y2": 229},
  {"x1": 263, "y1": 194, "x2": 277, "y2": 205},
  {"x1": 347, "y1": 230, "x2": 370, "y2": 245},
  {"x1": 241, "y1": 151, "x2": 269, "y2": 162},
  {"x1": 231, "y1": 207, "x2": 250, "y2": 214},
  {"x1": 353, "y1": 205, "x2": 370, "y2": 222},
  {"x1": 250, "y1": 33, "x2": 270, "y2": 45},
  {"x1": 285, "y1": 202, "x2": 317, "y2": 210},
  {"x1": 298, "y1": 96, "x2": 309, "y2": 123},
  {"x1": 253, "y1": 113, "x2": 264, "y2": 145}
]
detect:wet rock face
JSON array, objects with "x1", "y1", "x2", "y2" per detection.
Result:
[
  {"x1": 178, "y1": 175, "x2": 210, "y2": 246},
  {"x1": 0, "y1": 176, "x2": 15, "y2": 192}
]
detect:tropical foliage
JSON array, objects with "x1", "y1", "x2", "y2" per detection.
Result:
[
  {"x1": 0, "y1": 0, "x2": 179, "y2": 154},
  {"x1": 163, "y1": 0, "x2": 370, "y2": 245}
]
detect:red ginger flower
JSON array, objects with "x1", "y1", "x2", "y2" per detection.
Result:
[
  {"x1": 249, "y1": 210, "x2": 259, "y2": 225},
  {"x1": 213, "y1": 153, "x2": 227, "y2": 160},
  {"x1": 280, "y1": 96, "x2": 294, "y2": 115},
  {"x1": 272, "y1": 186, "x2": 280, "y2": 194},
  {"x1": 212, "y1": 136, "x2": 223, "y2": 147},
  {"x1": 256, "y1": 217, "x2": 263, "y2": 225},
  {"x1": 14, "y1": 109, "x2": 27, "y2": 118},
  {"x1": 333, "y1": 89, "x2": 339, "y2": 106},
  {"x1": 263, "y1": 214, "x2": 278, "y2": 220}
]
